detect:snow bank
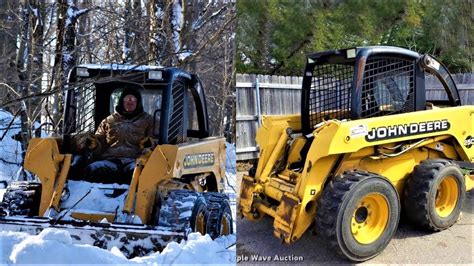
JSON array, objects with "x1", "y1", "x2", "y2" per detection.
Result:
[
  {"x1": 1, "y1": 229, "x2": 235, "y2": 264},
  {"x1": 132, "y1": 233, "x2": 235, "y2": 264},
  {"x1": 8, "y1": 229, "x2": 129, "y2": 264},
  {"x1": 0, "y1": 231, "x2": 29, "y2": 264}
]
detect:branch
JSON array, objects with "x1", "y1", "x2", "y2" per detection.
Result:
[
  {"x1": 270, "y1": 31, "x2": 313, "y2": 75},
  {"x1": 0, "y1": 157, "x2": 21, "y2": 166},
  {"x1": 0, "y1": 109, "x2": 21, "y2": 142},
  {"x1": 181, "y1": 14, "x2": 236, "y2": 66},
  {"x1": 0, "y1": 82, "x2": 21, "y2": 98},
  {"x1": 67, "y1": 5, "x2": 98, "y2": 26},
  {"x1": 192, "y1": 5, "x2": 227, "y2": 31},
  {"x1": 0, "y1": 86, "x2": 61, "y2": 109}
]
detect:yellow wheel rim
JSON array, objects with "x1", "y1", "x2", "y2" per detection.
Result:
[
  {"x1": 195, "y1": 212, "x2": 206, "y2": 235},
  {"x1": 351, "y1": 193, "x2": 389, "y2": 244},
  {"x1": 220, "y1": 214, "x2": 231, "y2": 236},
  {"x1": 435, "y1": 176, "x2": 458, "y2": 218}
]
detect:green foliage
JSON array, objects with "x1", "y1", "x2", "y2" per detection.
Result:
[{"x1": 236, "y1": 0, "x2": 472, "y2": 75}]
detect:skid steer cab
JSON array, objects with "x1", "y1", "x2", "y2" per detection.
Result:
[
  {"x1": 238, "y1": 46, "x2": 474, "y2": 261},
  {"x1": 0, "y1": 64, "x2": 233, "y2": 257}
]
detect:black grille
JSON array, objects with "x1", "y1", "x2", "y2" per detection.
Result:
[
  {"x1": 308, "y1": 64, "x2": 353, "y2": 130},
  {"x1": 75, "y1": 86, "x2": 96, "y2": 134},
  {"x1": 361, "y1": 57, "x2": 415, "y2": 118},
  {"x1": 168, "y1": 80, "x2": 185, "y2": 144},
  {"x1": 307, "y1": 56, "x2": 416, "y2": 130}
]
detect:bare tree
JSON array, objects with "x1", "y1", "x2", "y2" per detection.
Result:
[
  {"x1": 147, "y1": 0, "x2": 162, "y2": 65},
  {"x1": 16, "y1": 0, "x2": 32, "y2": 151},
  {"x1": 1, "y1": 0, "x2": 236, "y2": 147},
  {"x1": 176, "y1": 0, "x2": 236, "y2": 141},
  {"x1": 0, "y1": 0, "x2": 20, "y2": 113},
  {"x1": 29, "y1": 0, "x2": 45, "y2": 127},
  {"x1": 45, "y1": 0, "x2": 93, "y2": 133}
]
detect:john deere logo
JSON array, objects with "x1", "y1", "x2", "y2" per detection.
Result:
[
  {"x1": 464, "y1": 136, "x2": 473, "y2": 148},
  {"x1": 183, "y1": 152, "x2": 215, "y2": 168},
  {"x1": 366, "y1": 119, "x2": 450, "y2": 142}
]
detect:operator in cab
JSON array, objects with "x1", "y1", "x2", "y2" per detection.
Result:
[{"x1": 84, "y1": 88, "x2": 154, "y2": 183}]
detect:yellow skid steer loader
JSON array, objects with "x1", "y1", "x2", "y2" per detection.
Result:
[
  {"x1": 0, "y1": 64, "x2": 233, "y2": 257},
  {"x1": 239, "y1": 46, "x2": 474, "y2": 261}
]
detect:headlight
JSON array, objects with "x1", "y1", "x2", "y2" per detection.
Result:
[
  {"x1": 148, "y1": 70, "x2": 163, "y2": 80},
  {"x1": 76, "y1": 67, "x2": 89, "y2": 77}
]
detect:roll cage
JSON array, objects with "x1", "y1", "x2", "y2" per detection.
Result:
[
  {"x1": 301, "y1": 46, "x2": 461, "y2": 135},
  {"x1": 62, "y1": 64, "x2": 209, "y2": 152}
]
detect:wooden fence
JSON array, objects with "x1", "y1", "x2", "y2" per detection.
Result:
[{"x1": 236, "y1": 73, "x2": 474, "y2": 160}]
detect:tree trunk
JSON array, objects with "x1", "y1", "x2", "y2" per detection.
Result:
[
  {"x1": 29, "y1": 0, "x2": 45, "y2": 126},
  {"x1": 77, "y1": 0, "x2": 92, "y2": 63},
  {"x1": 123, "y1": 0, "x2": 143, "y2": 64},
  {"x1": 131, "y1": 0, "x2": 144, "y2": 63},
  {"x1": 169, "y1": 0, "x2": 183, "y2": 66},
  {"x1": 48, "y1": 0, "x2": 67, "y2": 133},
  {"x1": 63, "y1": 2, "x2": 79, "y2": 82},
  {"x1": 51, "y1": 0, "x2": 67, "y2": 90},
  {"x1": 0, "y1": 0, "x2": 20, "y2": 113},
  {"x1": 122, "y1": 0, "x2": 132, "y2": 63},
  {"x1": 16, "y1": 0, "x2": 31, "y2": 153},
  {"x1": 147, "y1": 0, "x2": 159, "y2": 65},
  {"x1": 180, "y1": 0, "x2": 202, "y2": 71},
  {"x1": 160, "y1": 0, "x2": 177, "y2": 66}
]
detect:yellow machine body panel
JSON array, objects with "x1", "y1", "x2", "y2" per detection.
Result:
[
  {"x1": 23, "y1": 136, "x2": 226, "y2": 225},
  {"x1": 24, "y1": 138, "x2": 67, "y2": 216},
  {"x1": 239, "y1": 105, "x2": 474, "y2": 243},
  {"x1": 135, "y1": 137, "x2": 226, "y2": 224},
  {"x1": 307, "y1": 106, "x2": 473, "y2": 161}
]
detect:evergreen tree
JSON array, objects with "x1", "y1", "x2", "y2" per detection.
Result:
[{"x1": 236, "y1": 0, "x2": 472, "y2": 75}]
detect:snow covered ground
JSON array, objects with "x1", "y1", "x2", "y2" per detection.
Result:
[
  {"x1": 225, "y1": 142, "x2": 237, "y2": 232},
  {"x1": 1, "y1": 229, "x2": 236, "y2": 264},
  {"x1": 0, "y1": 109, "x2": 237, "y2": 264},
  {"x1": 0, "y1": 110, "x2": 22, "y2": 183}
]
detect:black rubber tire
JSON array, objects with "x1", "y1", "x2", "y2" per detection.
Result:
[
  {"x1": 157, "y1": 190, "x2": 207, "y2": 235},
  {"x1": 203, "y1": 192, "x2": 234, "y2": 239},
  {"x1": 0, "y1": 181, "x2": 41, "y2": 217},
  {"x1": 316, "y1": 170, "x2": 400, "y2": 262},
  {"x1": 404, "y1": 159, "x2": 465, "y2": 231}
]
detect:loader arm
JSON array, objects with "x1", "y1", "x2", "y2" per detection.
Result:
[{"x1": 23, "y1": 138, "x2": 70, "y2": 216}]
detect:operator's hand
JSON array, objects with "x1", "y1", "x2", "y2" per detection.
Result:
[
  {"x1": 139, "y1": 136, "x2": 154, "y2": 150},
  {"x1": 85, "y1": 134, "x2": 98, "y2": 150}
]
